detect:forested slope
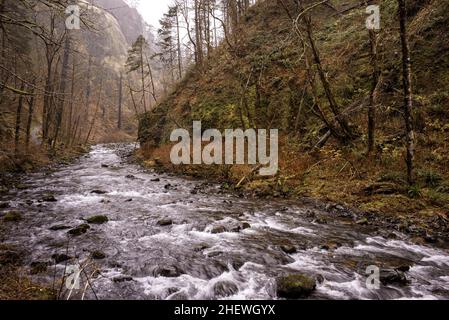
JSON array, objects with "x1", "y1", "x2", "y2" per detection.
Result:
[{"x1": 139, "y1": 0, "x2": 449, "y2": 236}]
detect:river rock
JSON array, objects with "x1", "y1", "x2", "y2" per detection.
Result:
[
  {"x1": 42, "y1": 194, "x2": 57, "y2": 202},
  {"x1": 153, "y1": 265, "x2": 182, "y2": 278},
  {"x1": 213, "y1": 281, "x2": 239, "y2": 298},
  {"x1": 125, "y1": 175, "x2": 136, "y2": 179},
  {"x1": 380, "y1": 269, "x2": 409, "y2": 286},
  {"x1": 86, "y1": 215, "x2": 109, "y2": 224},
  {"x1": 151, "y1": 178, "x2": 160, "y2": 182},
  {"x1": 3, "y1": 210, "x2": 22, "y2": 222},
  {"x1": 49, "y1": 225, "x2": 72, "y2": 231},
  {"x1": 241, "y1": 222, "x2": 251, "y2": 230},
  {"x1": 157, "y1": 218, "x2": 173, "y2": 226},
  {"x1": 30, "y1": 261, "x2": 50, "y2": 274},
  {"x1": 52, "y1": 254, "x2": 72, "y2": 264},
  {"x1": 281, "y1": 245, "x2": 297, "y2": 254},
  {"x1": 0, "y1": 202, "x2": 10, "y2": 209},
  {"x1": 91, "y1": 250, "x2": 106, "y2": 260},
  {"x1": 211, "y1": 226, "x2": 227, "y2": 234},
  {"x1": 113, "y1": 276, "x2": 133, "y2": 283},
  {"x1": 91, "y1": 190, "x2": 108, "y2": 195},
  {"x1": 276, "y1": 274, "x2": 317, "y2": 299},
  {"x1": 356, "y1": 218, "x2": 369, "y2": 225},
  {"x1": 68, "y1": 224, "x2": 90, "y2": 236}
]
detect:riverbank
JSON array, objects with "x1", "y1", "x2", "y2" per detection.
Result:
[
  {"x1": 0, "y1": 144, "x2": 90, "y2": 300},
  {"x1": 135, "y1": 143, "x2": 449, "y2": 247}
]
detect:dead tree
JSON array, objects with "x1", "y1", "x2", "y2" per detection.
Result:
[{"x1": 398, "y1": 0, "x2": 415, "y2": 185}]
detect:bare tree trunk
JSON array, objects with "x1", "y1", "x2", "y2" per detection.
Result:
[
  {"x1": 14, "y1": 82, "x2": 25, "y2": 154},
  {"x1": 85, "y1": 77, "x2": 103, "y2": 144},
  {"x1": 25, "y1": 86, "x2": 36, "y2": 149},
  {"x1": 53, "y1": 35, "x2": 71, "y2": 148},
  {"x1": 398, "y1": 0, "x2": 415, "y2": 185},
  {"x1": 304, "y1": 17, "x2": 354, "y2": 140}
]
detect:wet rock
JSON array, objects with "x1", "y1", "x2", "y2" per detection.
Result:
[
  {"x1": 157, "y1": 218, "x2": 173, "y2": 226},
  {"x1": 49, "y1": 225, "x2": 72, "y2": 231},
  {"x1": 194, "y1": 244, "x2": 209, "y2": 252},
  {"x1": 125, "y1": 199, "x2": 133, "y2": 202},
  {"x1": 68, "y1": 224, "x2": 90, "y2": 236},
  {"x1": 211, "y1": 226, "x2": 227, "y2": 234},
  {"x1": 395, "y1": 265, "x2": 411, "y2": 273},
  {"x1": 86, "y1": 215, "x2": 109, "y2": 224},
  {"x1": 3, "y1": 210, "x2": 22, "y2": 222},
  {"x1": 316, "y1": 274, "x2": 325, "y2": 284},
  {"x1": 276, "y1": 274, "x2": 316, "y2": 299},
  {"x1": 30, "y1": 261, "x2": 50, "y2": 274},
  {"x1": 213, "y1": 281, "x2": 239, "y2": 298},
  {"x1": 0, "y1": 202, "x2": 10, "y2": 209},
  {"x1": 424, "y1": 234, "x2": 438, "y2": 244},
  {"x1": 125, "y1": 175, "x2": 136, "y2": 179},
  {"x1": 113, "y1": 276, "x2": 133, "y2": 283},
  {"x1": 313, "y1": 217, "x2": 328, "y2": 225},
  {"x1": 91, "y1": 250, "x2": 106, "y2": 260},
  {"x1": 281, "y1": 245, "x2": 297, "y2": 255},
  {"x1": 153, "y1": 265, "x2": 183, "y2": 278},
  {"x1": 151, "y1": 178, "x2": 160, "y2": 182},
  {"x1": 380, "y1": 269, "x2": 409, "y2": 286},
  {"x1": 42, "y1": 194, "x2": 57, "y2": 202},
  {"x1": 101, "y1": 164, "x2": 109, "y2": 168},
  {"x1": 167, "y1": 291, "x2": 189, "y2": 300},
  {"x1": 356, "y1": 218, "x2": 369, "y2": 226},
  {"x1": 52, "y1": 254, "x2": 72, "y2": 264},
  {"x1": 241, "y1": 222, "x2": 251, "y2": 230},
  {"x1": 91, "y1": 190, "x2": 108, "y2": 195}
]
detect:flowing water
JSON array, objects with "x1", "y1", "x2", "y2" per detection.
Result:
[{"x1": 1, "y1": 144, "x2": 448, "y2": 300}]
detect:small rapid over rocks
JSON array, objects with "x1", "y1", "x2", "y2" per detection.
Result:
[{"x1": 1, "y1": 144, "x2": 448, "y2": 300}]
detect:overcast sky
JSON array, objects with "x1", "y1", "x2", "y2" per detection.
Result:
[{"x1": 130, "y1": 0, "x2": 173, "y2": 28}]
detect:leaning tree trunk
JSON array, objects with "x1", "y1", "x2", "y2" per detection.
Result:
[{"x1": 398, "y1": 0, "x2": 415, "y2": 185}]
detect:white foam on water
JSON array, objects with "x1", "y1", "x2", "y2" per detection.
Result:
[{"x1": 421, "y1": 255, "x2": 449, "y2": 267}]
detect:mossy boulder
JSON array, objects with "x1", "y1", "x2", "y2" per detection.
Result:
[
  {"x1": 91, "y1": 250, "x2": 106, "y2": 260},
  {"x1": 276, "y1": 274, "x2": 317, "y2": 299},
  {"x1": 3, "y1": 210, "x2": 22, "y2": 222},
  {"x1": 68, "y1": 224, "x2": 90, "y2": 236},
  {"x1": 86, "y1": 215, "x2": 109, "y2": 224}
]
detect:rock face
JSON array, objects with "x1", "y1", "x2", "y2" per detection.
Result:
[{"x1": 276, "y1": 274, "x2": 317, "y2": 299}]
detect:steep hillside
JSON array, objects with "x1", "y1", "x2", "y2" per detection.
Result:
[{"x1": 139, "y1": 0, "x2": 449, "y2": 236}]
